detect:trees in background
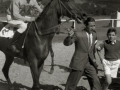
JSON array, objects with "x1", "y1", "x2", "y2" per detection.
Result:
[
  {"x1": 0, "y1": 0, "x2": 10, "y2": 14},
  {"x1": 0, "y1": 0, "x2": 120, "y2": 16},
  {"x1": 80, "y1": 3, "x2": 120, "y2": 16}
]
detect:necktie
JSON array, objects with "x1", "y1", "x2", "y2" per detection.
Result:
[{"x1": 88, "y1": 34, "x2": 91, "y2": 49}]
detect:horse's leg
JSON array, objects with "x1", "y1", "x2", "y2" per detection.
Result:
[
  {"x1": 28, "y1": 58, "x2": 40, "y2": 90},
  {"x1": 2, "y1": 53, "x2": 14, "y2": 90},
  {"x1": 49, "y1": 44, "x2": 54, "y2": 74},
  {"x1": 38, "y1": 62, "x2": 44, "y2": 87},
  {"x1": 38, "y1": 61, "x2": 44, "y2": 77}
]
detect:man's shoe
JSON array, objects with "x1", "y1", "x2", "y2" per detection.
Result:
[{"x1": 8, "y1": 45, "x2": 20, "y2": 53}]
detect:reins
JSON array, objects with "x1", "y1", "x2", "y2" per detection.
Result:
[
  {"x1": 34, "y1": 0, "x2": 78, "y2": 35},
  {"x1": 22, "y1": 0, "x2": 79, "y2": 47},
  {"x1": 22, "y1": 22, "x2": 32, "y2": 48},
  {"x1": 34, "y1": 18, "x2": 72, "y2": 35}
]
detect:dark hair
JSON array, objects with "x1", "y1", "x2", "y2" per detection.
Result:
[
  {"x1": 84, "y1": 17, "x2": 95, "y2": 26},
  {"x1": 107, "y1": 28, "x2": 117, "y2": 35}
]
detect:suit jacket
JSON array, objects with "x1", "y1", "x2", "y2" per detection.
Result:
[{"x1": 64, "y1": 29, "x2": 98, "y2": 71}]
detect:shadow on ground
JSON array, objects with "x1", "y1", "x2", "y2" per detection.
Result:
[
  {"x1": 99, "y1": 76, "x2": 120, "y2": 90},
  {"x1": 61, "y1": 84, "x2": 87, "y2": 90},
  {"x1": 44, "y1": 64, "x2": 71, "y2": 73},
  {"x1": 0, "y1": 79, "x2": 63, "y2": 90},
  {"x1": 0, "y1": 79, "x2": 30, "y2": 90},
  {"x1": 39, "y1": 84, "x2": 62, "y2": 90}
]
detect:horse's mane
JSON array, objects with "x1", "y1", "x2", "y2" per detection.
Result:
[
  {"x1": 37, "y1": 0, "x2": 75, "y2": 20},
  {"x1": 36, "y1": 0, "x2": 53, "y2": 20},
  {"x1": 36, "y1": 0, "x2": 86, "y2": 21}
]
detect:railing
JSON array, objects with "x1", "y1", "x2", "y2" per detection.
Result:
[
  {"x1": 61, "y1": 19, "x2": 76, "y2": 29},
  {"x1": 61, "y1": 18, "x2": 120, "y2": 28},
  {"x1": 95, "y1": 19, "x2": 120, "y2": 28},
  {"x1": 1, "y1": 18, "x2": 120, "y2": 28}
]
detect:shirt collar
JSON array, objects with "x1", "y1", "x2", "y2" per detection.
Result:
[
  {"x1": 86, "y1": 32, "x2": 92, "y2": 35},
  {"x1": 108, "y1": 40, "x2": 116, "y2": 45}
]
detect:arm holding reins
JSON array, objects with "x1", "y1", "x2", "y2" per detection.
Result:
[{"x1": 63, "y1": 28, "x2": 77, "y2": 46}]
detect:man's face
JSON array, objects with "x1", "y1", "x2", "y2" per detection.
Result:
[
  {"x1": 86, "y1": 22, "x2": 95, "y2": 34},
  {"x1": 107, "y1": 32, "x2": 116, "y2": 42}
]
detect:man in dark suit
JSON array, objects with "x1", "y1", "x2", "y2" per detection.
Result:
[{"x1": 64, "y1": 17, "x2": 102, "y2": 90}]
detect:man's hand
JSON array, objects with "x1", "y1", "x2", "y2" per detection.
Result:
[
  {"x1": 29, "y1": 17, "x2": 36, "y2": 22},
  {"x1": 66, "y1": 28, "x2": 74, "y2": 36},
  {"x1": 25, "y1": 17, "x2": 36, "y2": 22},
  {"x1": 93, "y1": 59, "x2": 98, "y2": 67}
]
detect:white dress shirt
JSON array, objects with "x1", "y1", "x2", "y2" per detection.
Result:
[{"x1": 86, "y1": 32, "x2": 93, "y2": 48}]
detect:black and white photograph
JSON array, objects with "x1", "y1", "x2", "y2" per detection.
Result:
[{"x1": 0, "y1": 0, "x2": 120, "y2": 90}]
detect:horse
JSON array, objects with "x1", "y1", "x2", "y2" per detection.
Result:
[{"x1": 0, "y1": 0, "x2": 87, "y2": 90}]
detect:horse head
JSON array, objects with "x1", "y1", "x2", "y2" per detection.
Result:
[
  {"x1": 35, "y1": 0, "x2": 87, "y2": 35},
  {"x1": 38, "y1": 0, "x2": 87, "y2": 23},
  {"x1": 55, "y1": 0, "x2": 87, "y2": 23}
]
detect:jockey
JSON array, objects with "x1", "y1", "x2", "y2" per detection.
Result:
[{"x1": 6, "y1": 0, "x2": 44, "y2": 53}]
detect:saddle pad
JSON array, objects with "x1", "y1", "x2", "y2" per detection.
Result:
[{"x1": 0, "y1": 24, "x2": 14, "y2": 38}]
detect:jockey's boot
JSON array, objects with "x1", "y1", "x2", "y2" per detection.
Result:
[{"x1": 8, "y1": 31, "x2": 22, "y2": 53}]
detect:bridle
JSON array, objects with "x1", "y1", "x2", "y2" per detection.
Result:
[
  {"x1": 22, "y1": 0, "x2": 80, "y2": 47},
  {"x1": 58, "y1": 0, "x2": 79, "y2": 21},
  {"x1": 35, "y1": 0, "x2": 82, "y2": 35}
]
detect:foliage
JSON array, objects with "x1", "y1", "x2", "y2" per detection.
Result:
[
  {"x1": 80, "y1": 2, "x2": 120, "y2": 16},
  {"x1": 0, "y1": 1, "x2": 11, "y2": 14},
  {"x1": 1, "y1": 0, "x2": 120, "y2": 16}
]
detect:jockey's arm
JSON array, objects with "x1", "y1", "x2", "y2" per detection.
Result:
[
  {"x1": 11, "y1": 0, "x2": 27, "y2": 21},
  {"x1": 9, "y1": 0, "x2": 34, "y2": 22},
  {"x1": 33, "y1": 0, "x2": 44, "y2": 14}
]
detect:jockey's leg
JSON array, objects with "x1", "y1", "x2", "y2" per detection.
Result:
[
  {"x1": 8, "y1": 21, "x2": 27, "y2": 53},
  {"x1": 8, "y1": 31, "x2": 22, "y2": 53}
]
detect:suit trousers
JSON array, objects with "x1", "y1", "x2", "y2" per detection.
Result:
[{"x1": 65, "y1": 61, "x2": 102, "y2": 90}]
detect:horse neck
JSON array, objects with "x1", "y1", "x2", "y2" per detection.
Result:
[
  {"x1": 27, "y1": 9, "x2": 59, "y2": 46},
  {"x1": 37, "y1": 9, "x2": 59, "y2": 30}
]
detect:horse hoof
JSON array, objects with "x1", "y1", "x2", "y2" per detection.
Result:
[
  {"x1": 50, "y1": 68, "x2": 54, "y2": 74},
  {"x1": 32, "y1": 85, "x2": 40, "y2": 90}
]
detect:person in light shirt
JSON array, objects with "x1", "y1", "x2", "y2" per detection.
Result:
[
  {"x1": 6, "y1": 0, "x2": 44, "y2": 53},
  {"x1": 97, "y1": 28, "x2": 120, "y2": 90}
]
